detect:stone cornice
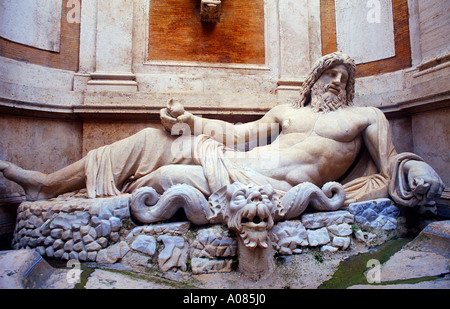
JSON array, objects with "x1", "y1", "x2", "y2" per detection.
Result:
[{"x1": 1, "y1": 53, "x2": 449, "y2": 120}]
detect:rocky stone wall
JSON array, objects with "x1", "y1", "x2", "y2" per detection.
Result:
[{"x1": 12, "y1": 191, "x2": 400, "y2": 275}]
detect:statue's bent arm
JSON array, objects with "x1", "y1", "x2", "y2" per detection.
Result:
[
  {"x1": 360, "y1": 107, "x2": 444, "y2": 205},
  {"x1": 360, "y1": 107, "x2": 398, "y2": 178}
]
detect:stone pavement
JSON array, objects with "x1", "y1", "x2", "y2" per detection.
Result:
[
  {"x1": 0, "y1": 249, "x2": 76, "y2": 289},
  {"x1": 348, "y1": 220, "x2": 450, "y2": 289}
]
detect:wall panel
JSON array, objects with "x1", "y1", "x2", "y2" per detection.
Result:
[
  {"x1": 147, "y1": 0, "x2": 265, "y2": 64},
  {"x1": 0, "y1": 1, "x2": 81, "y2": 71}
]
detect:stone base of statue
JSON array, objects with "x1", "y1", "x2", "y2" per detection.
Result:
[{"x1": 11, "y1": 183, "x2": 404, "y2": 280}]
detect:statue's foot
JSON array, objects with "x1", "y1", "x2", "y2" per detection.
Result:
[
  {"x1": 0, "y1": 160, "x2": 9, "y2": 171},
  {"x1": 0, "y1": 160, "x2": 49, "y2": 201}
]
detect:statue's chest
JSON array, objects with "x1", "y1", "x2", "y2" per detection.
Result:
[
  {"x1": 314, "y1": 112, "x2": 365, "y2": 142},
  {"x1": 282, "y1": 110, "x2": 366, "y2": 143}
]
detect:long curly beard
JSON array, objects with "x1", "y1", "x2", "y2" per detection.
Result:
[
  {"x1": 227, "y1": 203, "x2": 273, "y2": 249},
  {"x1": 310, "y1": 81, "x2": 347, "y2": 112},
  {"x1": 239, "y1": 226, "x2": 270, "y2": 249}
]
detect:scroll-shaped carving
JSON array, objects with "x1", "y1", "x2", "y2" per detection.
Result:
[
  {"x1": 201, "y1": 0, "x2": 222, "y2": 23},
  {"x1": 130, "y1": 181, "x2": 345, "y2": 228},
  {"x1": 282, "y1": 182, "x2": 346, "y2": 220},
  {"x1": 130, "y1": 184, "x2": 211, "y2": 225}
]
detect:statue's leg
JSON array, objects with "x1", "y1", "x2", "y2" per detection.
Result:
[
  {"x1": 83, "y1": 128, "x2": 195, "y2": 197},
  {"x1": 0, "y1": 159, "x2": 85, "y2": 201},
  {"x1": 1, "y1": 127, "x2": 194, "y2": 201},
  {"x1": 125, "y1": 165, "x2": 211, "y2": 196}
]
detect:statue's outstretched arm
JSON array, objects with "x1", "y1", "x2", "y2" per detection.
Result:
[{"x1": 160, "y1": 99, "x2": 281, "y2": 148}]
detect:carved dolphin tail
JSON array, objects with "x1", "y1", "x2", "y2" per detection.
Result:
[
  {"x1": 281, "y1": 182, "x2": 346, "y2": 220},
  {"x1": 130, "y1": 184, "x2": 212, "y2": 225}
]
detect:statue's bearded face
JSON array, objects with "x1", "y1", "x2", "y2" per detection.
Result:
[
  {"x1": 310, "y1": 64, "x2": 349, "y2": 112},
  {"x1": 225, "y1": 183, "x2": 278, "y2": 249}
]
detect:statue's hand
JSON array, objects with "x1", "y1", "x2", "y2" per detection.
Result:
[
  {"x1": 405, "y1": 161, "x2": 445, "y2": 205},
  {"x1": 160, "y1": 99, "x2": 193, "y2": 134}
]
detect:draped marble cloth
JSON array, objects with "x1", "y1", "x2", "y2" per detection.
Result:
[{"x1": 83, "y1": 108, "x2": 423, "y2": 206}]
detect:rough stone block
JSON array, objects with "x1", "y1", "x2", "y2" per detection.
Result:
[
  {"x1": 321, "y1": 245, "x2": 338, "y2": 252},
  {"x1": 64, "y1": 239, "x2": 74, "y2": 252},
  {"x1": 85, "y1": 241, "x2": 102, "y2": 252},
  {"x1": 307, "y1": 227, "x2": 331, "y2": 246},
  {"x1": 45, "y1": 246, "x2": 54, "y2": 257},
  {"x1": 54, "y1": 249, "x2": 65, "y2": 258},
  {"x1": 327, "y1": 223, "x2": 353, "y2": 237},
  {"x1": 44, "y1": 236, "x2": 54, "y2": 246},
  {"x1": 82, "y1": 235, "x2": 95, "y2": 244},
  {"x1": 131, "y1": 235, "x2": 157, "y2": 256},
  {"x1": 272, "y1": 221, "x2": 308, "y2": 255},
  {"x1": 109, "y1": 217, "x2": 121, "y2": 232},
  {"x1": 96, "y1": 241, "x2": 130, "y2": 264},
  {"x1": 158, "y1": 236, "x2": 189, "y2": 272},
  {"x1": 191, "y1": 258, "x2": 236, "y2": 274},
  {"x1": 144, "y1": 221, "x2": 191, "y2": 236},
  {"x1": 73, "y1": 231, "x2": 82, "y2": 242},
  {"x1": 190, "y1": 226, "x2": 237, "y2": 259},
  {"x1": 100, "y1": 220, "x2": 111, "y2": 237},
  {"x1": 97, "y1": 237, "x2": 108, "y2": 248},
  {"x1": 69, "y1": 251, "x2": 78, "y2": 260},
  {"x1": 348, "y1": 198, "x2": 399, "y2": 230},
  {"x1": 61, "y1": 230, "x2": 72, "y2": 241},
  {"x1": 73, "y1": 241, "x2": 83, "y2": 252},
  {"x1": 91, "y1": 216, "x2": 101, "y2": 227},
  {"x1": 53, "y1": 239, "x2": 64, "y2": 250},
  {"x1": 50, "y1": 228, "x2": 63, "y2": 239},
  {"x1": 80, "y1": 225, "x2": 90, "y2": 236},
  {"x1": 78, "y1": 250, "x2": 87, "y2": 261},
  {"x1": 332, "y1": 236, "x2": 351, "y2": 249},
  {"x1": 301, "y1": 211, "x2": 354, "y2": 229},
  {"x1": 87, "y1": 251, "x2": 97, "y2": 262}
]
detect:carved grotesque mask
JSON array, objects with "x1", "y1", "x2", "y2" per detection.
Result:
[{"x1": 221, "y1": 183, "x2": 282, "y2": 249}]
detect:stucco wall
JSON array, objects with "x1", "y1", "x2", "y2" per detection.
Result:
[
  {"x1": 411, "y1": 107, "x2": 450, "y2": 187},
  {"x1": 0, "y1": 115, "x2": 82, "y2": 199}
]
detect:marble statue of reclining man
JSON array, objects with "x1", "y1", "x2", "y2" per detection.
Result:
[{"x1": 0, "y1": 52, "x2": 444, "y2": 208}]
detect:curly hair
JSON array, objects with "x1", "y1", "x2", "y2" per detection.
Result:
[{"x1": 296, "y1": 52, "x2": 356, "y2": 108}]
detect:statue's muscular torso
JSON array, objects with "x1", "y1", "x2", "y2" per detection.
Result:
[{"x1": 226, "y1": 104, "x2": 376, "y2": 190}]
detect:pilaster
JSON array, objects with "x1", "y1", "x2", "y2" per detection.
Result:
[{"x1": 87, "y1": 0, "x2": 137, "y2": 92}]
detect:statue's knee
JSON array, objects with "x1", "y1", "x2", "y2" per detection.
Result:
[{"x1": 152, "y1": 165, "x2": 180, "y2": 180}]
